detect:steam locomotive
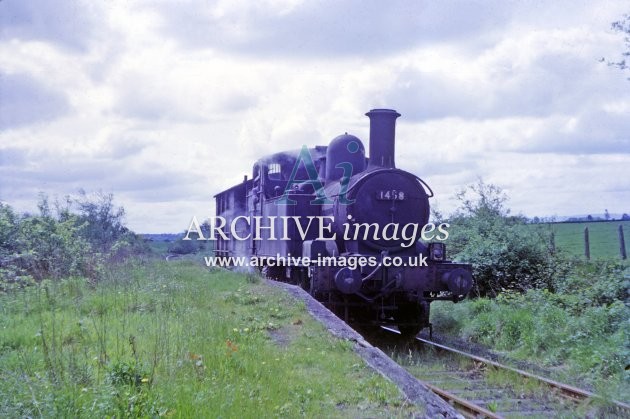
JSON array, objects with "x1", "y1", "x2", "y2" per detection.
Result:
[{"x1": 214, "y1": 109, "x2": 472, "y2": 336}]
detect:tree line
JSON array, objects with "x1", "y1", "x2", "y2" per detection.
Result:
[{"x1": 0, "y1": 191, "x2": 147, "y2": 291}]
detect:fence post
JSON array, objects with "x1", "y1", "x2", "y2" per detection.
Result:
[
  {"x1": 584, "y1": 227, "x2": 590, "y2": 260},
  {"x1": 620, "y1": 225, "x2": 627, "y2": 260},
  {"x1": 550, "y1": 232, "x2": 555, "y2": 254}
]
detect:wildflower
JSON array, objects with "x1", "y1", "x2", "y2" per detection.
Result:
[
  {"x1": 226, "y1": 339, "x2": 238, "y2": 353},
  {"x1": 188, "y1": 352, "x2": 202, "y2": 360}
]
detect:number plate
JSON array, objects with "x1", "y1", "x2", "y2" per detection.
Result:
[{"x1": 376, "y1": 190, "x2": 405, "y2": 201}]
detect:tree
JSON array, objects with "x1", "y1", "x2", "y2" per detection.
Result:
[
  {"x1": 0, "y1": 203, "x2": 31, "y2": 289},
  {"x1": 15, "y1": 199, "x2": 90, "y2": 280},
  {"x1": 444, "y1": 180, "x2": 559, "y2": 297},
  {"x1": 73, "y1": 190, "x2": 128, "y2": 252},
  {"x1": 1, "y1": 191, "x2": 147, "y2": 289},
  {"x1": 70, "y1": 190, "x2": 147, "y2": 263}
]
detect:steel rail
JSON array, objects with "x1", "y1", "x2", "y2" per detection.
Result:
[
  {"x1": 380, "y1": 326, "x2": 502, "y2": 417},
  {"x1": 380, "y1": 326, "x2": 630, "y2": 415},
  {"x1": 415, "y1": 336, "x2": 630, "y2": 412},
  {"x1": 423, "y1": 382, "x2": 503, "y2": 419}
]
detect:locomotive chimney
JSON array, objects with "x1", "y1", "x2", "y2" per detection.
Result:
[{"x1": 366, "y1": 108, "x2": 400, "y2": 169}]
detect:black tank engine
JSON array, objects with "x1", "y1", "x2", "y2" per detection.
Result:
[{"x1": 214, "y1": 109, "x2": 473, "y2": 336}]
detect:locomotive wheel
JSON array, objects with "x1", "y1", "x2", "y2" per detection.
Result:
[
  {"x1": 263, "y1": 266, "x2": 285, "y2": 280},
  {"x1": 309, "y1": 267, "x2": 327, "y2": 300},
  {"x1": 290, "y1": 268, "x2": 310, "y2": 291},
  {"x1": 395, "y1": 304, "x2": 424, "y2": 338}
]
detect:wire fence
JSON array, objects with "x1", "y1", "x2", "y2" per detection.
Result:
[{"x1": 536, "y1": 221, "x2": 629, "y2": 260}]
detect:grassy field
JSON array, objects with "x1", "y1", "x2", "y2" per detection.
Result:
[
  {"x1": 533, "y1": 220, "x2": 630, "y2": 261},
  {"x1": 0, "y1": 260, "x2": 418, "y2": 417}
]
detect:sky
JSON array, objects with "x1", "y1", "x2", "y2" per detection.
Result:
[{"x1": 1, "y1": 0, "x2": 629, "y2": 233}]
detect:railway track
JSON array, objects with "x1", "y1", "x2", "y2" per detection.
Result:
[{"x1": 378, "y1": 326, "x2": 630, "y2": 418}]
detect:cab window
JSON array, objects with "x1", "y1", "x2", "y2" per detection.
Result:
[{"x1": 268, "y1": 163, "x2": 282, "y2": 180}]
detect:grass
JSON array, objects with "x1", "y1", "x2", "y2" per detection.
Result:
[
  {"x1": 431, "y1": 288, "x2": 629, "y2": 404},
  {"x1": 532, "y1": 220, "x2": 630, "y2": 261},
  {"x1": 392, "y1": 329, "x2": 621, "y2": 416},
  {"x1": 391, "y1": 348, "x2": 586, "y2": 416},
  {"x1": 0, "y1": 260, "x2": 417, "y2": 418}
]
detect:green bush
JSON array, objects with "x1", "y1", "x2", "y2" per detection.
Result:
[
  {"x1": 167, "y1": 221, "x2": 212, "y2": 255},
  {"x1": 15, "y1": 208, "x2": 90, "y2": 281},
  {"x1": 432, "y1": 274, "x2": 629, "y2": 389},
  {"x1": 443, "y1": 180, "x2": 562, "y2": 297},
  {"x1": 431, "y1": 181, "x2": 628, "y2": 399},
  {"x1": 552, "y1": 261, "x2": 629, "y2": 307},
  {"x1": 0, "y1": 192, "x2": 147, "y2": 289}
]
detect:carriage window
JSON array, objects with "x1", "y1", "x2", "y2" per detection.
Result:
[{"x1": 268, "y1": 163, "x2": 282, "y2": 180}]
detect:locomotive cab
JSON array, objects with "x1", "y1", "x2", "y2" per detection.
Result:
[{"x1": 252, "y1": 147, "x2": 328, "y2": 201}]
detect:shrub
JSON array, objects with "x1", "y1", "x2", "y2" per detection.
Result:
[
  {"x1": 552, "y1": 261, "x2": 629, "y2": 308},
  {"x1": 443, "y1": 180, "x2": 561, "y2": 297},
  {"x1": 167, "y1": 221, "x2": 212, "y2": 255},
  {"x1": 0, "y1": 192, "x2": 147, "y2": 288},
  {"x1": 431, "y1": 283, "x2": 629, "y2": 380}
]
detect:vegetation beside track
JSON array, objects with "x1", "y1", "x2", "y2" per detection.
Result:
[
  {"x1": 0, "y1": 260, "x2": 417, "y2": 417},
  {"x1": 3, "y1": 184, "x2": 628, "y2": 415},
  {"x1": 432, "y1": 180, "x2": 629, "y2": 404},
  {"x1": 0, "y1": 194, "x2": 418, "y2": 417},
  {"x1": 432, "y1": 260, "x2": 629, "y2": 403}
]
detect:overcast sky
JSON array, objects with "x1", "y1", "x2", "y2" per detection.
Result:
[{"x1": 1, "y1": 0, "x2": 629, "y2": 233}]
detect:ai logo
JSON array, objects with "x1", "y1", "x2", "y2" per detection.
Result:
[{"x1": 276, "y1": 144, "x2": 357, "y2": 206}]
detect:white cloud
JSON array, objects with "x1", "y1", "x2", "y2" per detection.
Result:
[
  {"x1": 1, "y1": 0, "x2": 629, "y2": 232},
  {"x1": 0, "y1": 0, "x2": 100, "y2": 51},
  {"x1": 0, "y1": 72, "x2": 70, "y2": 129}
]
